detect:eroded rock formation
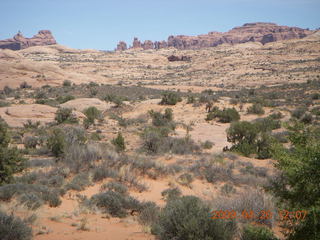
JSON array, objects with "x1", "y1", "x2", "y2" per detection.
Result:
[
  {"x1": 0, "y1": 30, "x2": 57, "y2": 50},
  {"x1": 116, "y1": 23, "x2": 312, "y2": 51}
]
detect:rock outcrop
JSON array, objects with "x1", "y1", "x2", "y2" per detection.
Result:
[
  {"x1": 117, "y1": 23, "x2": 312, "y2": 51},
  {"x1": 167, "y1": 55, "x2": 191, "y2": 62},
  {"x1": 116, "y1": 41, "x2": 127, "y2": 51},
  {"x1": 0, "y1": 30, "x2": 56, "y2": 50}
]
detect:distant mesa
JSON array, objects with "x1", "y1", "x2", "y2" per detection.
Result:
[
  {"x1": 115, "y1": 22, "x2": 312, "y2": 51},
  {"x1": 0, "y1": 30, "x2": 57, "y2": 50}
]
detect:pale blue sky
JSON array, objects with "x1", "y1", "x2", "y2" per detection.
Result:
[{"x1": 1, "y1": 0, "x2": 319, "y2": 50}]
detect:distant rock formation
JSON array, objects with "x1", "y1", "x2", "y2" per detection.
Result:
[
  {"x1": 116, "y1": 41, "x2": 127, "y2": 51},
  {"x1": 115, "y1": 22, "x2": 312, "y2": 51},
  {"x1": 0, "y1": 30, "x2": 57, "y2": 50},
  {"x1": 167, "y1": 55, "x2": 191, "y2": 62}
]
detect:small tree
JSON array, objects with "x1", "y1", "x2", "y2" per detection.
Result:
[
  {"x1": 160, "y1": 92, "x2": 182, "y2": 105},
  {"x1": 47, "y1": 128, "x2": 66, "y2": 157},
  {"x1": 0, "y1": 120, "x2": 26, "y2": 185},
  {"x1": 55, "y1": 108, "x2": 78, "y2": 124},
  {"x1": 112, "y1": 132, "x2": 125, "y2": 152},
  {"x1": 83, "y1": 106, "x2": 102, "y2": 128}
]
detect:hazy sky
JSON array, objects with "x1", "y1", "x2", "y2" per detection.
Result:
[{"x1": 1, "y1": 0, "x2": 319, "y2": 50}]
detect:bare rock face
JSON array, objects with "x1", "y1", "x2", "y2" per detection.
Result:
[
  {"x1": 142, "y1": 40, "x2": 154, "y2": 50},
  {"x1": 118, "y1": 23, "x2": 312, "y2": 51},
  {"x1": 0, "y1": 30, "x2": 56, "y2": 50},
  {"x1": 154, "y1": 40, "x2": 167, "y2": 49},
  {"x1": 132, "y1": 37, "x2": 142, "y2": 48},
  {"x1": 116, "y1": 41, "x2": 127, "y2": 51},
  {"x1": 167, "y1": 55, "x2": 191, "y2": 62}
]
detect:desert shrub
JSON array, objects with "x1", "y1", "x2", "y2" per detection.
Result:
[
  {"x1": 138, "y1": 201, "x2": 160, "y2": 226},
  {"x1": 0, "y1": 183, "x2": 61, "y2": 207},
  {"x1": 300, "y1": 113, "x2": 313, "y2": 124},
  {"x1": 90, "y1": 191, "x2": 142, "y2": 218},
  {"x1": 0, "y1": 211, "x2": 32, "y2": 240},
  {"x1": 141, "y1": 127, "x2": 171, "y2": 154},
  {"x1": 149, "y1": 108, "x2": 175, "y2": 128},
  {"x1": 23, "y1": 136, "x2": 38, "y2": 149},
  {"x1": 227, "y1": 121, "x2": 276, "y2": 158},
  {"x1": 212, "y1": 189, "x2": 275, "y2": 227},
  {"x1": 23, "y1": 120, "x2": 40, "y2": 129},
  {"x1": 177, "y1": 173, "x2": 193, "y2": 187},
  {"x1": 19, "y1": 81, "x2": 32, "y2": 89},
  {"x1": 291, "y1": 107, "x2": 307, "y2": 119},
  {"x1": 63, "y1": 143, "x2": 102, "y2": 173},
  {"x1": 159, "y1": 92, "x2": 182, "y2": 105},
  {"x1": 56, "y1": 95, "x2": 75, "y2": 104},
  {"x1": 102, "y1": 181, "x2": 128, "y2": 195},
  {"x1": 83, "y1": 106, "x2": 102, "y2": 127},
  {"x1": 112, "y1": 132, "x2": 125, "y2": 152},
  {"x1": 65, "y1": 173, "x2": 91, "y2": 191},
  {"x1": 311, "y1": 92, "x2": 320, "y2": 100},
  {"x1": 161, "y1": 187, "x2": 182, "y2": 202},
  {"x1": 47, "y1": 128, "x2": 66, "y2": 157},
  {"x1": 104, "y1": 94, "x2": 124, "y2": 107},
  {"x1": 92, "y1": 165, "x2": 118, "y2": 182},
  {"x1": 227, "y1": 121, "x2": 258, "y2": 146},
  {"x1": 0, "y1": 121, "x2": 26, "y2": 185},
  {"x1": 19, "y1": 193, "x2": 43, "y2": 210},
  {"x1": 186, "y1": 95, "x2": 195, "y2": 104},
  {"x1": 0, "y1": 100, "x2": 10, "y2": 107},
  {"x1": 253, "y1": 117, "x2": 281, "y2": 132},
  {"x1": 206, "y1": 108, "x2": 240, "y2": 123},
  {"x1": 269, "y1": 111, "x2": 283, "y2": 120},
  {"x1": 152, "y1": 196, "x2": 236, "y2": 240},
  {"x1": 55, "y1": 108, "x2": 78, "y2": 124},
  {"x1": 167, "y1": 137, "x2": 200, "y2": 155},
  {"x1": 241, "y1": 224, "x2": 278, "y2": 240},
  {"x1": 63, "y1": 80, "x2": 72, "y2": 87},
  {"x1": 311, "y1": 106, "x2": 320, "y2": 116},
  {"x1": 201, "y1": 140, "x2": 214, "y2": 149},
  {"x1": 247, "y1": 103, "x2": 265, "y2": 115},
  {"x1": 204, "y1": 164, "x2": 233, "y2": 183},
  {"x1": 220, "y1": 183, "x2": 236, "y2": 196}
]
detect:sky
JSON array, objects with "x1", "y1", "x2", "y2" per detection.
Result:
[{"x1": 1, "y1": 0, "x2": 319, "y2": 50}]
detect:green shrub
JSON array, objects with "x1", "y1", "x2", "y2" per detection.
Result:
[
  {"x1": 92, "y1": 165, "x2": 118, "y2": 182},
  {"x1": 63, "y1": 80, "x2": 72, "y2": 87},
  {"x1": 56, "y1": 95, "x2": 75, "y2": 104},
  {"x1": 104, "y1": 94, "x2": 124, "y2": 107},
  {"x1": 202, "y1": 140, "x2": 214, "y2": 149},
  {"x1": 149, "y1": 108, "x2": 175, "y2": 128},
  {"x1": 241, "y1": 224, "x2": 278, "y2": 240},
  {"x1": 206, "y1": 108, "x2": 240, "y2": 123},
  {"x1": 20, "y1": 81, "x2": 32, "y2": 89},
  {"x1": 161, "y1": 187, "x2": 182, "y2": 202},
  {"x1": 90, "y1": 191, "x2": 142, "y2": 218},
  {"x1": 138, "y1": 201, "x2": 160, "y2": 226},
  {"x1": 247, "y1": 103, "x2": 265, "y2": 115},
  {"x1": 291, "y1": 107, "x2": 307, "y2": 119},
  {"x1": 269, "y1": 122, "x2": 320, "y2": 239},
  {"x1": 0, "y1": 121, "x2": 26, "y2": 185},
  {"x1": 47, "y1": 128, "x2": 66, "y2": 157},
  {"x1": 160, "y1": 92, "x2": 182, "y2": 105},
  {"x1": 23, "y1": 136, "x2": 38, "y2": 149},
  {"x1": 65, "y1": 173, "x2": 91, "y2": 191},
  {"x1": 55, "y1": 108, "x2": 78, "y2": 124},
  {"x1": 102, "y1": 181, "x2": 128, "y2": 195},
  {"x1": 0, "y1": 211, "x2": 32, "y2": 240},
  {"x1": 83, "y1": 106, "x2": 102, "y2": 127},
  {"x1": 177, "y1": 173, "x2": 193, "y2": 187},
  {"x1": 112, "y1": 132, "x2": 125, "y2": 152},
  {"x1": 152, "y1": 196, "x2": 236, "y2": 240}
]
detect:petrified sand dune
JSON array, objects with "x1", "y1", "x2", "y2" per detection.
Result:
[
  {"x1": 0, "y1": 104, "x2": 85, "y2": 127},
  {"x1": 60, "y1": 98, "x2": 114, "y2": 112}
]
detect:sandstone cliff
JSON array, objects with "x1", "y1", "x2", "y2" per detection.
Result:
[
  {"x1": 116, "y1": 22, "x2": 312, "y2": 51},
  {"x1": 0, "y1": 30, "x2": 56, "y2": 50}
]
